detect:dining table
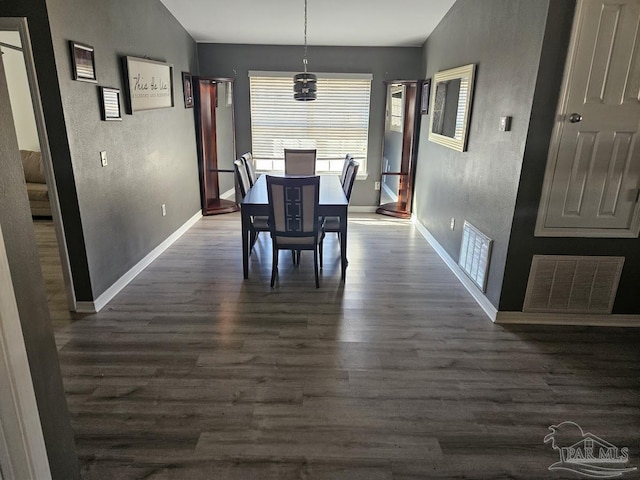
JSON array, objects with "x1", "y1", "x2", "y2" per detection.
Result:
[{"x1": 240, "y1": 174, "x2": 349, "y2": 281}]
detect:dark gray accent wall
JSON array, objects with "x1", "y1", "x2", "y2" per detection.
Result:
[
  {"x1": 0, "y1": 44, "x2": 79, "y2": 479},
  {"x1": 501, "y1": 1, "x2": 640, "y2": 314},
  {"x1": 197, "y1": 44, "x2": 422, "y2": 206},
  {"x1": 415, "y1": 0, "x2": 551, "y2": 307},
  {"x1": 45, "y1": 0, "x2": 201, "y2": 298}
]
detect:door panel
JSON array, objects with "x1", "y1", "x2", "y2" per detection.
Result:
[{"x1": 539, "y1": 0, "x2": 640, "y2": 236}]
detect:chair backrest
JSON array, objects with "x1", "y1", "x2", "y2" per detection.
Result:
[
  {"x1": 340, "y1": 154, "x2": 354, "y2": 186},
  {"x1": 266, "y1": 175, "x2": 320, "y2": 240},
  {"x1": 241, "y1": 152, "x2": 257, "y2": 187},
  {"x1": 284, "y1": 149, "x2": 316, "y2": 175},
  {"x1": 342, "y1": 160, "x2": 359, "y2": 201},
  {"x1": 234, "y1": 159, "x2": 252, "y2": 198}
]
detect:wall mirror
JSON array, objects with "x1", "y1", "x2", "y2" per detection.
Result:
[{"x1": 428, "y1": 63, "x2": 476, "y2": 152}]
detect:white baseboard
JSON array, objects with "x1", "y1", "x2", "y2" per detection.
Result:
[
  {"x1": 495, "y1": 312, "x2": 640, "y2": 327},
  {"x1": 410, "y1": 215, "x2": 640, "y2": 327},
  {"x1": 220, "y1": 188, "x2": 235, "y2": 200},
  {"x1": 381, "y1": 182, "x2": 398, "y2": 202},
  {"x1": 75, "y1": 211, "x2": 202, "y2": 313},
  {"x1": 411, "y1": 215, "x2": 498, "y2": 321}
]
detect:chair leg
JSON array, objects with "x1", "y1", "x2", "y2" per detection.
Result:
[
  {"x1": 319, "y1": 235, "x2": 324, "y2": 269},
  {"x1": 271, "y1": 246, "x2": 279, "y2": 287},
  {"x1": 250, "y1": 230, "x2": 258, "y2": 253},
  {"x1": 291, "y1": 250, "x2": 296, "y2": 265},
  {"x1": 313, "y1": 247, "x2": 319, "y2": 288},
  {"x1": 296, "y1": 250, "x2": 301, "y2": 265}
]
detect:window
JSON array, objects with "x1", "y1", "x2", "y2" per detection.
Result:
[{"x1": 249, "y1": 71, "x2": 371, "y2": 173}]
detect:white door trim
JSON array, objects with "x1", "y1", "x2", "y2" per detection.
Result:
[
  {"x1": 0, "y1": 17, "x2": 78, "y2": 310},
  {"x1": 534, "y1": 0, "x2": 640, "y2": 238},
  {"x1": 0, "y1": 225, "x2": 51, "y2": 480}
]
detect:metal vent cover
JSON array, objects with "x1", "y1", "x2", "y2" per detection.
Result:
[
  {"x1": 458, "y1": 221, "x2": 492, "y2": 292},
  {"x1": 523, "y1": 255, "x2": 624, "y2": 314}
]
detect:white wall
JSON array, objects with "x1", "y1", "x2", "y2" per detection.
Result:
[{"x1": 0, "y1": 32, "x2": 39, "y2": 152}]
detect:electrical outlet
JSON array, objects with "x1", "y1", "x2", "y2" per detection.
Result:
[
  {"x1": 161, "y1": 204, "x2": 166, "y2": 216},
  {"x1": 374, "y1": 181, "x2": 381, "y2": 191},
  {"x1": 450, "y1": 217, "x2": 455, "y2": 230},
  {"x1": 100, "y1": 151, "x2": 108, "y2": 167}
]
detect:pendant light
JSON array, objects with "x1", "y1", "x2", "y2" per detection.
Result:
[{"x1": 293, "y1": 0, "x2": 317, "y2": 101}]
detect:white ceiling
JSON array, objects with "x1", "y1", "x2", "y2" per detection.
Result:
[{"x1": 159, "y1": 0, "x2": 457, "y2": 47}]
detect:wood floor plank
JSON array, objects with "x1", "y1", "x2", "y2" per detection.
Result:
[{"x1": 32, "y1": 213, "x2": 640, "y2": 479}]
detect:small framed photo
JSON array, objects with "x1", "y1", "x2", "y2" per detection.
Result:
[
  {"x1": 421, "y1": 78, "x2": 431, "y2": 114},
  {"x1": 99, "y1": 87, "x2": 122, "y2": 121},
  {"x1": 182, "y1": 72, "x2": 194, "y2": 108},
  {"x1": 70, "y1": 41, "x2": 97, "y2": 83}
]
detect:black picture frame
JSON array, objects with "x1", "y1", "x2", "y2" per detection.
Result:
[
  {"x1": 70, "y1": 41, "x2": 97, "y2": 83},
  {"x1": 421, "y1": 78, "x2": 431, "y2": 114},
  {"x1": 99, "y1": 87, "x2": 122, "y2": 121},
  {"x1": 182, "y1": 72, "x2": 194, "y2": 108}
]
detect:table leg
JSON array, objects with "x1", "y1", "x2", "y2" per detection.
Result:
[
  {"x1": 241, "y1": 206, "x2": 249, "y2": 279},
  {"x1": 340, "y1": 208, "x2": 348, "y2": 281}
]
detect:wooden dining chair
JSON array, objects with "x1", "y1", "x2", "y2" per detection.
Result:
[
  {"x1": 339, "y1": 153, "x2": 354, "y2": 186},
  {"x1": 266, "y1": 175, "x2": 321, "y2": 288},
  {"x1": 319, "y1": 160, "x2": 359, "y2": 268},
  {"x1": 241, "y1": 152, "x2": 258, "y2": 187},
  {"x1": 284, "y1": 149, "x2": 316, "y2": 175},
  {"x1": 234, "y1": 159, "x2": 269, "y2": 253}
]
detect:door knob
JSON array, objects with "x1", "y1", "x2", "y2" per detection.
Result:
[{"x1": 568, "y1": 113, "x2": 583, "y2": 123}]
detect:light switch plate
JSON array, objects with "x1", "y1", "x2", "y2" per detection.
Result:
[
  {"x1": 100, "y1": 151, "x2": 108, "y2": 167},
  {"x1": 499, "y1": 116, "x2": 512, "y2": 132}
]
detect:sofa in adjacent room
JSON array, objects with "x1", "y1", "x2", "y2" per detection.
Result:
[{"x1": 20, "y1": 149, "x2": 51, "y2": 217}]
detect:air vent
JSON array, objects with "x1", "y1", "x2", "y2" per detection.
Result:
[
  {"x1": 523, "y1": 255, "x2": 624, "y2": 314},
  {"x1": 458, "y1": 221, "x2": 492, "y2": 292}
]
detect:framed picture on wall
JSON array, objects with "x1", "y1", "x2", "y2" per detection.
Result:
[
  {"x1": 421, "y1": 78, "x2": 431, "y2": 114},
  {"x1": 122, "y1": 56, "x2": 174, "y2": 113},
  {"x1": 182, "y1": 72, "x2": 194, "y2": 108},
  {"x1": 70, "y1": 41, "x2": 97, "y2": 83},
  {"x1": 99, "y1": 87, "x2": 122, "y2": 121}
]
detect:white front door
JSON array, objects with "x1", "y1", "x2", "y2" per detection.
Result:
[{"x1": 536, "y1": 0, "x2": 640, "y2": 237}]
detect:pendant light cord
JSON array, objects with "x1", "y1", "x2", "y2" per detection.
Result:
[{"x1": 303, "y1": 0, "x2": 308, "y2": 73}]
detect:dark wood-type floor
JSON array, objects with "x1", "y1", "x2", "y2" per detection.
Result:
[{"x1": 34, "y1": 214, "x2": 640, "y2": 479}]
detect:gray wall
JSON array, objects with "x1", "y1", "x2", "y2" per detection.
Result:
[
  {"x1": 197, "y1": 44, "x2": 422, "y2": 206},
  {"x1": 501, "y1": 1, "x2": 640, "y2": 314},
  {"x1": 44, "y1": 0, "x2": 201, "y2": 298},
  {"x1": 415, "y1": 0, "x2": 551, "y2": 307},
  {"x1": 0, "y1": 42, "x2": 79, "y2": 479}
]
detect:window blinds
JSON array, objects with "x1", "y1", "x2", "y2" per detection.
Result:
[{"x1": 249, "y1": 72, "x2": 371, "y2": 172}]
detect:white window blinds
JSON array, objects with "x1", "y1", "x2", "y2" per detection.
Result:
[{"x1": 249, "y1": 72, "x2": 372, "y2": 173}]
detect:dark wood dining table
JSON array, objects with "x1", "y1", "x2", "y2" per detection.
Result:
[{"x1": 241, "y1": 174, "x2": 349, "y2": 280}]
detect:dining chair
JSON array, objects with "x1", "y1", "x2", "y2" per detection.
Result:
[
  {"x1": 319, "y1": 160, "x2": 359, "y2": 268},
  {"x1": 234, "y1": 159, "x2": 269, "y2": 253},
  {"x1": 339, "y1": 153, "x2": 354, "y2": 186},
  {"x1": 284, "y1": 149, "x2": 316, "y2": 175},
  {"x1": 241, "y1": 152, "x2": 258, "y2": 187},
  {"x1": 266, "y1": 175, "x2": 321, "y2": 288}
]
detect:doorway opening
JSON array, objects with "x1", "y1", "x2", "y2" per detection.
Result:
[{"x1": 0, "y1": 18, "x2": 77, "y2": 318}]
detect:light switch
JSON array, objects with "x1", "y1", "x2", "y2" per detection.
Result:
[
  {"x1": 499, "y1": 116, "x2": 512, "y2": 132},
  {"x1": 100, "y1": 151, "x2": 108, "y2": 167}
]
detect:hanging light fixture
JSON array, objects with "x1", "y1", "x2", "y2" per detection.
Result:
[{"x1": 293, "y1": 0, "x2": 317, "y2": 101}]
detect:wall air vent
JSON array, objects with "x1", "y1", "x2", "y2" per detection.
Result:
[
  {"x1": 523, "y1": 255, "x2": 624, "y2": 314},
  {"x1": 458, "y1": 221, "x2": 492, "y2": 292}
]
